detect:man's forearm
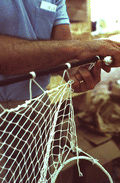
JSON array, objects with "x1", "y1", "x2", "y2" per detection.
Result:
[
  {"x1": 0, "y1": 34, "x2": 119, "y2": 76},
  {"x1": 0, "y1": 35, "x2": 76, "y2": 75}
]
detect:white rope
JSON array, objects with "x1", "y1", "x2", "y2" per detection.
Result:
[{"x1": 51, "y1": 156, "x2": 113, "y2": 183}]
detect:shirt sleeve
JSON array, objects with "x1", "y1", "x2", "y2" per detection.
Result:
[{"x1": 54, "y1": 0, "x2": 70, "y2": 25}]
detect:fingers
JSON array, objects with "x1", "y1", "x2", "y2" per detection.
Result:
[
  {"x1": 111, "y1": 52, "x2": 120, "y2": 67},
  {"x1": 91, "y1": 61, "x2": 101, "y2": 83},
  {"x1": 78, "y1": 67, "x2": 95, "y2": 90},
  {"x1": 70, "y1": 75, "x2": 83, "y2": 92},
  {"x1": 70, "y1": 61, "x2": 114, "y2": 93},
  {"x1": 94, "y1": 39, "x2": 120, "y2": 58},
  {"x1": 101, "y1": 62, "x2": 111, "y2": 72},
  {"x1": 70, "y1": 61, "x2": 103, "y2": 93},
  {"x1": 108, "y1": 39, "x2": 120, "y2": 49},
  {"x1": 96, "y1": 39, "x2": 120, "y2": 67}
]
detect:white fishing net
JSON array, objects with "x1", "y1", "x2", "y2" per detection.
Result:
[{"x1": 0, "y1": 71, "x2": 113, "y2": 183}]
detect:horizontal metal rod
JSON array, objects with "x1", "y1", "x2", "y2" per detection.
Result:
[{"x1": 0, "y1": 56, "x2": 99, "y2": 87}]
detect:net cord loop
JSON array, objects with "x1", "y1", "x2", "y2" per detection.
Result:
[
  {"x1": 29, "y1": 71, "x2": 45, "y2": 100},
  {"x1": 52, "y1": 155, "x2": 113, "y2": 183},
  {"x1": 65, "y1": 63, "x2": 71, "y2": 70},
  {"x1": 29, "y1": 71, "x2": 36, "y2": 80},
  {"x1": 60, "y1": 70, "x2": 74, "y2": 91},
  {"x1": 29, "y1": 71, "x2": 36, "y2": 100}
]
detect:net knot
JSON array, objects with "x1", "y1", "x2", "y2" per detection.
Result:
[{"x1": 92, "y1": 158, "x2": 99, "y2": 165}]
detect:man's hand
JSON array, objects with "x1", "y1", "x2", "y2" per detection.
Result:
[
  {"x1": 64, "y1": 61, "x2": 102, "y2": 93},
  {"x1": 68, "y1": 39, "x2": 120, "y2": 93},
  {"x1": 75, "y1": 39, "x2": 120, "y2": 68}
]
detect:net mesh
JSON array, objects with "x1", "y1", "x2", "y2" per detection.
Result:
[{"x1": 0, "y1": 71, "x2": 113, "y2": 183}]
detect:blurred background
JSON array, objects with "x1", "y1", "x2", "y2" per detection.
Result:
[{"x1": 67, "y1": 0, "x2": 120, "y2": 39}]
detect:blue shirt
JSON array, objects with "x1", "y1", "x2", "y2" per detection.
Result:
[{"x1": 0, "y1": 0, "x2": 70, "y2": 101}]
